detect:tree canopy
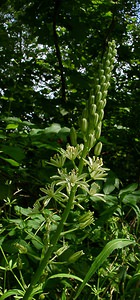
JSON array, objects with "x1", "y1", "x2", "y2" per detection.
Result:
[{"x1": 0, "y1": 0, "x2": 140, "y2": 200}]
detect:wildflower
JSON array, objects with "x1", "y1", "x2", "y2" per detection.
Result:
[
  {"x1": 51, "y1": 169, "x2": 88, "y2": 194},
  {"x1": 59, "y1": 144, "x2": 84, "y2": 161},
  {"x1": 40, "y1": 183, "x2": 68, "y2": 207},
  {"x1": 84, "y1": 156, "x2": 109, "y2": 180},
  {"x1": 48, "y1": 153, "x2": 66, "y2": 168}
]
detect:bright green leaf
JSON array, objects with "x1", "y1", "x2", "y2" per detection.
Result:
[{"x1": 6, "y1": 123, "x2": 19, "y2": 129}]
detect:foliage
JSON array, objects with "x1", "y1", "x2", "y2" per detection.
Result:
[
  {"x1": 0, "y1": 0, "x2": 140, "y2": 194},
  {"x1": 0, "y1": 38, "x2": 140, "y2": 299},
  {"x1": 0, "y1": 0, "x2": 140, "y2": 299}
]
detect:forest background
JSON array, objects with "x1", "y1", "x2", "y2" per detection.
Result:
[{"x1": 0, "y1": 0, "x2": 140, "y2": 299}]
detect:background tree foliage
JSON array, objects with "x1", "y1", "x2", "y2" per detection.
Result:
[{"x1": 0, "y1": 0, "x2": 140, "y2": 201}]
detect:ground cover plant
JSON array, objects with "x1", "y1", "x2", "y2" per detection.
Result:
[{"x1": 0, "y1": 39, "x2": 140, "y2": 299}]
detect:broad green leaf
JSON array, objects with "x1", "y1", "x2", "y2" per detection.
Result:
[
  {"x1": 14, "y1": 206, "x2": 33, "y2": 216},
  {"x1": 74, "y1": 239, "x2": 134, "y2": 299},
  {"x1": 1, "y1": 146, "x2": 25, "y2": 161},
  {"x1": 2, "y1": 117, "x2": 22, "y2": 123},
  {"x1": 119, "y1": 183, "x2": 138, "y2": 196},
  {"x1": 22, "y1": 120, "x2": 35, "y2": 127},
  {"x1": 122, "y1": 194, "x2": 139, "y2": 206},
  {"x1": 44, "y1": 123, "x2": 61, "y2": 134},
  {"x1": 6, "y1": 123, "x2": 19, "y2": 129},
  {"x1": 59, "y1": 127, "x2": 70, "y2": 134},
  {"x1": 103, "y1": 172, "x2": 119, "y2": 195}
]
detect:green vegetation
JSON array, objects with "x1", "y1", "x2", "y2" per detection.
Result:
[{"x1": 0, "y1": 1, "x2": 140, "y2": 299}]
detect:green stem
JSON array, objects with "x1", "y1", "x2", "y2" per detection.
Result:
[
  {"x1": 78, "y1": 142, "x2": 89, "y2": 175},
  {"x1": 23, "y1": 185, "x2": 77, "y2": 300}
]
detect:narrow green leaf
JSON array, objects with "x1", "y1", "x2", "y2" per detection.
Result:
[
  {"x1": 47, "y1": 273, "x2": 91, "y2": 287},
  {"x1": 74, "y1": 239, "x2": 134, "y2": 299},
  {"x1": 0, "y1": 156, "x2": 20, "y2": 166},
  {"x1": 0, "y1": 289, "x2": 24, "y2": 299}
]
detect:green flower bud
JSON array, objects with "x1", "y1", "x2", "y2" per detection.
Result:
[
  {"x1": 78, "y1": 211, "x2": 94, "y2": 229},
  {"x1": 55, "y1": 244, "x2": 69, "y2": 256},
  {"x1": 90, "y1": 104, "x2": 97, "y2": 115},
  {"x1": 15, "y1": 243, "x2": 27, "y2": 254},
  {"x1": 95, "y1": 123, "x2": 102, "y2": 140},
  {"x1": 95, "y1": 78, "x2": 100, "y2": 85},
  {"x1": 88, "y1": 133, "x2": 96, "y2": 149},
  {"x1": 70, "y1": 126, "x2": 77, "y2": 146},
  {"x1": 89, "y1": 95, "x2": 95, "y2": 105},
  {"x1": 94, "y1": 142, "x2": 102, "y2": 156},
  {"x1": 93, "y1": 113, "x2": 99, "y2": 127},
  {"x1": 97, "y1": 100, "x2": 104, "y2": 110},
  {"x1": 101, "y1": 83, "x2": 108, "y2": 92},
  {"x1": 105, "y1": 60, "x2": 110, "y2": 67},
  {"x1": 109, "y1": 65, "x2": 114, "y2": 72},
  {"x1": 96, "y1": 85, "x2": 101, "y2": 93},
  {"x1": 103, "y1": 98, "x2": 107, "y2": 106},
  {"x1": 96, "y1": 91, "x2": 102, "y2": 102},
  {"x1": 99, "y1": 67, "x2": 104, "y2": 77},
  {"x1": 39, "y1": 294, "x2": 45, "y2": 300},
  {"x1": 106, "y1": 74, "x2": 111, "y2": 82},
  {"x1": 110, "y1": 57, "x2": 115, "y2": 65},
  {"x1": 82, "y1": 108, "x2": 88, "y2": 118},
  {"x1": 102, "y1": 90, "x2": 108, "y2": 99},
  {"x1": 106, "y1": 82, "x2": 110, "y2": 89},
  {"x1": 81, "y1": 118, "x2": 88, "y2": 133},
  {"x1": 105, "y1": 66, "x2": 111, "y2": 75},
  {"x1": 68, "y1": 250, "x2": 84, "y2": 263},
  {"x1": 112, "y1": 49, "x2": 117, "y2": 56},
  {"x1": 100, "y1": 75, "x2": 106, "y2": 84},
  {"x1": 17, "y1": 256, "x2": 23, "y2": 270},
  {"x1": 99, "y1": 109, "x2": 104, "y2": 121},
  {"x1": 107, "y1": 53, "x2": 113, "y2": 60}
]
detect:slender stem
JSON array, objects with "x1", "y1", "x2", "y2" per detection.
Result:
[
  {"x1": 78, "y1": 142, "x2": 89, "y2": 175},
  {"x1": 23, "y1": 138, "x2": 89, "y2": 299},
  {"x1": 23, "y1": 185, "x2": 77, "y2": 300}
]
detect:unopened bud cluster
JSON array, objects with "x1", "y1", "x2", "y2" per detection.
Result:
[{"x1": 79, "y1": 40, "x2": 117, "y2": 154}]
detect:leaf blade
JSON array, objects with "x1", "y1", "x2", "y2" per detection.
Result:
[{"x1": 74, "y1": 239, "x2": 134, "y2": 299}]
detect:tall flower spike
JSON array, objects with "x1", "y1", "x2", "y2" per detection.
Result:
[{"x1": 79, "y1": 40, "x2": 116, "y2": 152}]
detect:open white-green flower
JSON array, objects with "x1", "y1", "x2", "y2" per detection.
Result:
[
  {"x1": 48, "y1": 153, "x2": 66, "y2": 168},
  {"x1": 59, "y1": 144, "x2": 84, "y2": 161},
  {"x1": 51, "y1": 168, "x2": 89, "y2": 194},
  {"x1": 40, "y1": 183, "x2": 68, "y2": 207},
  {"x1": 84, "y1": 156, "x2": 109, "y2": 180}
]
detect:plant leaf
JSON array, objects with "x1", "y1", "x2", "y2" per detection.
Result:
[
  {"x1": 46, "y1": 273, "x2": 91, "y2": 287},
  {"x1": 74, "y1": 239, "x2": 134, "y2": 299},
  {"x1": 0, "y1": 289, "x2": 24, "y2": 299},
  {"x1": 0, "y1": 156, "x2": 20, "y2": 166},
  {"x1": 119, "y1": 183, "x2": 138, "y2": 196},
  {"x1": 6, "y1": 123, "x2": 19, "y2": 129}
]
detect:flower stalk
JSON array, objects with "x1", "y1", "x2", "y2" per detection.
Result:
[{"x1": 23, "y1": 40, "x2": 116, "y2": 299}]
